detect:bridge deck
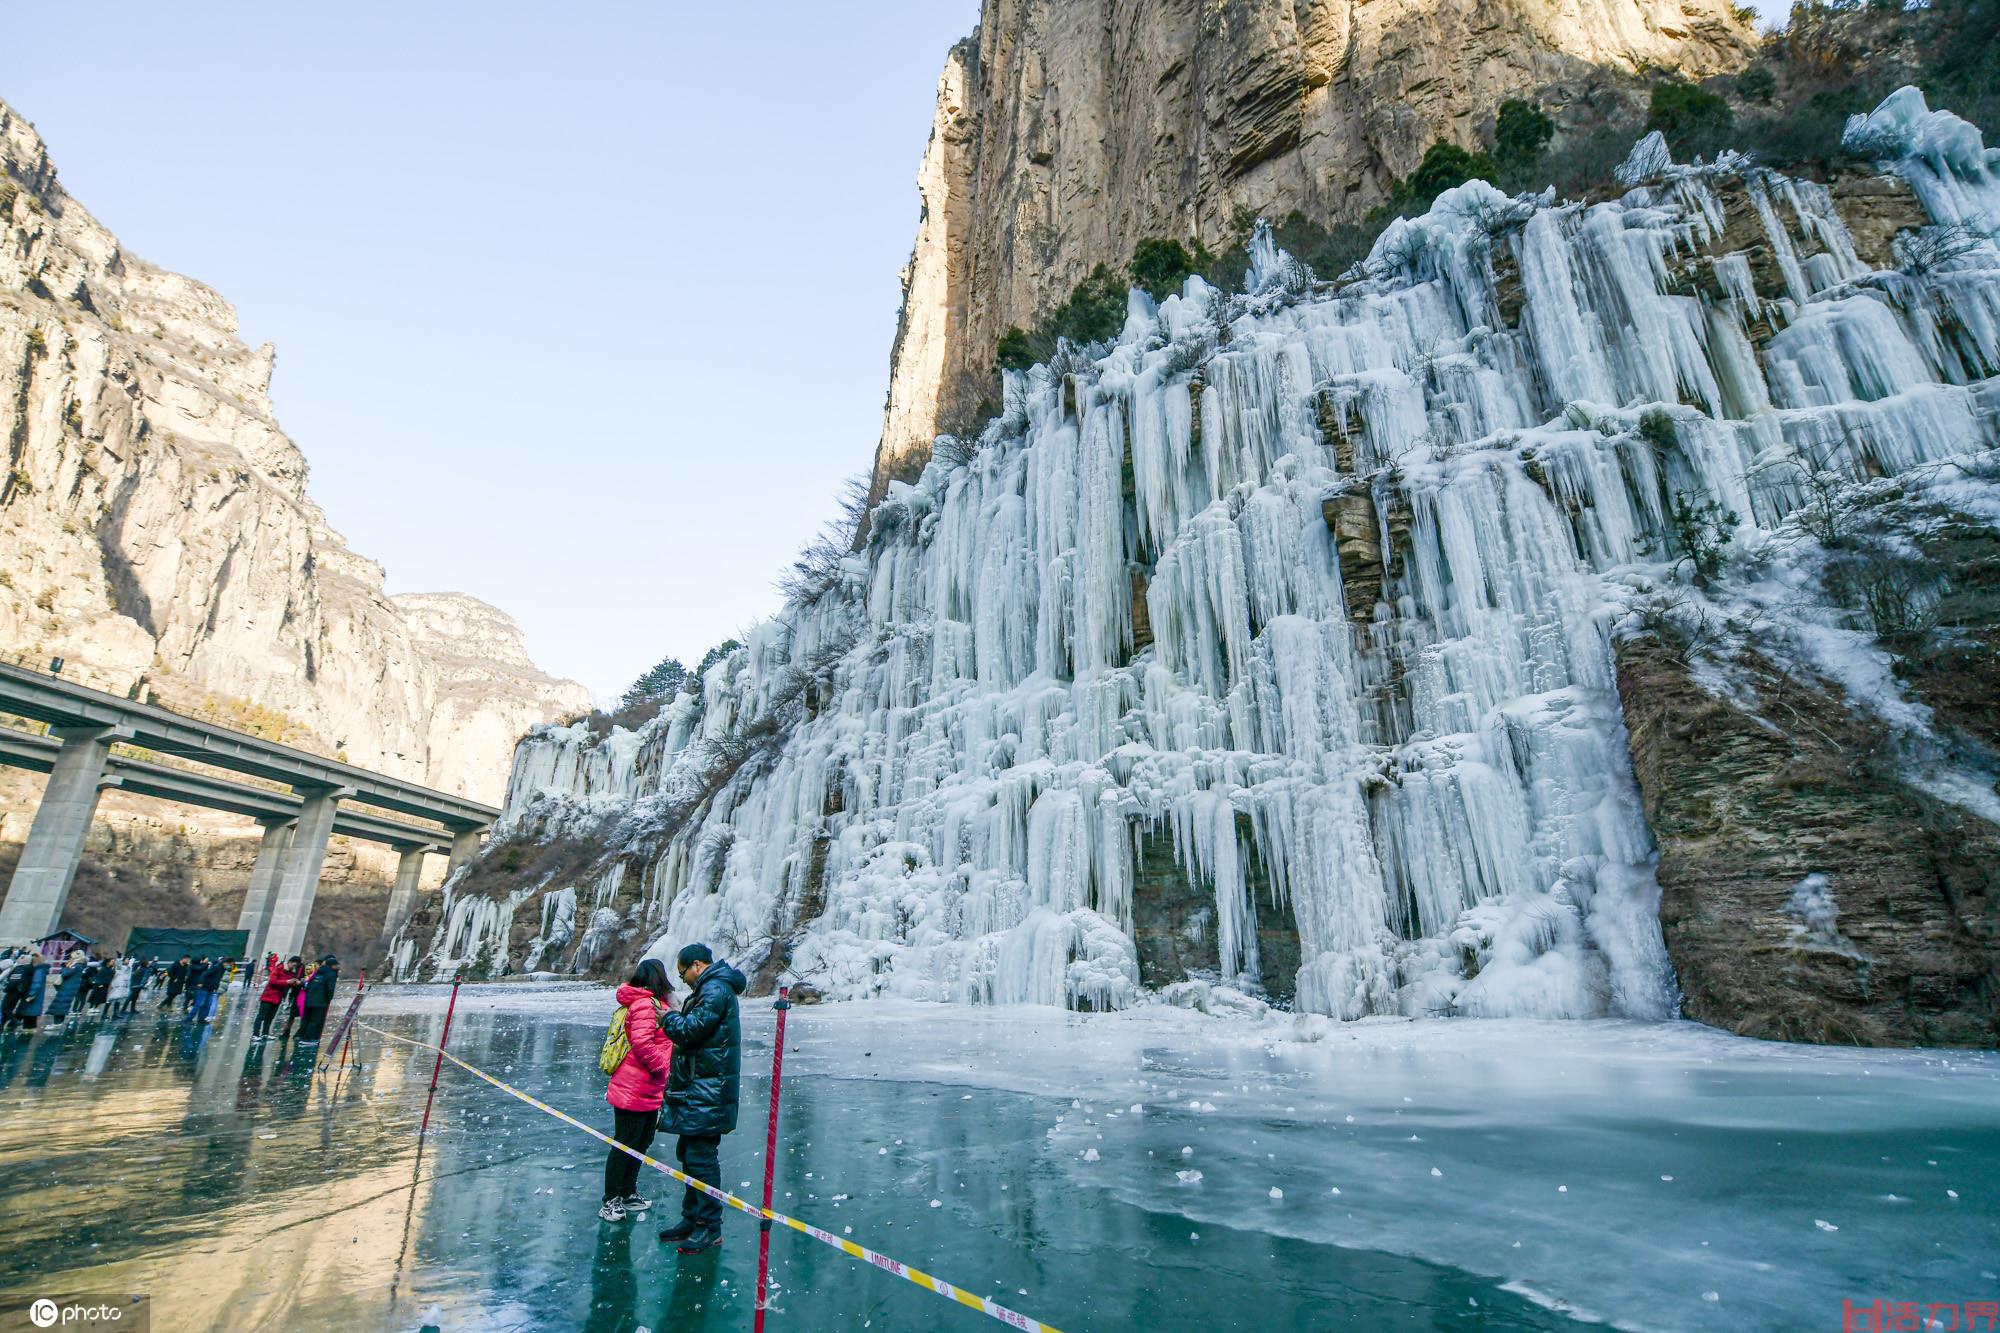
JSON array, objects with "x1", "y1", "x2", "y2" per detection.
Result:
[
  {"x1": 0, "y1": 728, "x2": 452, "y2": 852},
  {"x1": 0, "y1": 660, "x2": 497, "y2": 829}
]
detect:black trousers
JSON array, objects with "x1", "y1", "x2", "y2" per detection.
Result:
[
  {"x1": 297, "y1": 1004, "x2": 329, "y2": 1042},
  {"x1": 675, "y1": 1134, "x2": 723, "y2": 1227},
  {"x1": 604, "y1": 1107, "x2": 659, "y2": 1201},
  {"x1": 253, "y1": 1000, "x2": 280, "y2": 1035}
]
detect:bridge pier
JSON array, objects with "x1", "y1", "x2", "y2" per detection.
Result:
[
  {"x1": 448, "y1": 826, "x2": 484, "y2": 873},
  {"x1": 0, "y1": 723, "x2": 127, "y2": 944},
  {"x1": 380, "y1": 845, "x2": 427, "y2": 945},
  {"x1": 260, "y1": 786, "x2": 351, "y2": 961},
  {"x1": 236, "y1": 816, "x2": 297, "y2": 959}
]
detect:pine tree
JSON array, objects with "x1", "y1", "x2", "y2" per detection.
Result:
[{"x1": 619, "y1": 656, "x2": 689, "y2": 711}]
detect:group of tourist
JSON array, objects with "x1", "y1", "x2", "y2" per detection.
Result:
[
  {"x1": 0, "y1": 947, "x2": 339, "y2": 1033},
  {"x1": 0, "y1": 947, "x2": 151, "y2": 1030}
]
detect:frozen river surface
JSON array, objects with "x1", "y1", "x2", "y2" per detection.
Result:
[{"x1": 0, "y1": 984, "x2": 1993, "y2": 1331}]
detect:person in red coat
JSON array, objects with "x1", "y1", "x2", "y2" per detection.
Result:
[
  {"x1": 253, "y1": 955, "x2": 300, "y2": 1040},
  {"x1": 600, "y1": 957, "x2": 675, "y2": 1222}
]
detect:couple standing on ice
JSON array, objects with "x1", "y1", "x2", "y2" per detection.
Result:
[{"x1": 599, "y1": 941, "x2": 747, "y2": 1254}]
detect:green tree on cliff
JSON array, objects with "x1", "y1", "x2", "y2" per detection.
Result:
[
  {"x1": 620, "y1": 656, "x2": 690, "y2": 710},
  {"x1": 1493, "y1": 99, "x2": 1556, "y2": 175},
  {"x1": 1648, "y1": 80, "x2": 1734, "y2": 157}
]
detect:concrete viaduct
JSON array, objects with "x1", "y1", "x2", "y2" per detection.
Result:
[{"x1": 0, "y1": 660, "x2": 496, "y2": 960}]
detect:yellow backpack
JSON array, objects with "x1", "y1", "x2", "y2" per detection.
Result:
[{"x1": 599, "y1": 998, "x2": 663, "y2": 1076}]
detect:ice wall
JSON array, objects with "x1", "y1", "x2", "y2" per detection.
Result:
[{"x1": 452, "y1": 90, "x2": 2000, "y2": 1019}]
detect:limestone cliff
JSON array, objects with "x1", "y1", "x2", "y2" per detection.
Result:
[
  {"x1": 869, "y1": 0, "x2": 1753, "y2": 503},
  {"x1": 0, "y1": 97, "x2": 590, "y2": 804}
]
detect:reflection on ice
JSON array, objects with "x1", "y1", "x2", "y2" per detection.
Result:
[{"x1": 365, "y1": 986, "x2": 2000, "y2": 1333}]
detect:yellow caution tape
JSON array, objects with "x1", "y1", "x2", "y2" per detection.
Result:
[{"x1": 357, "y1": 1022, "x2": 1063, "y2": 1333}]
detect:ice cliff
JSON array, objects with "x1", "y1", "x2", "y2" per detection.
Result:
[{"x1": 414, "y1": 90, "x2": 2000, "y2": 1036}]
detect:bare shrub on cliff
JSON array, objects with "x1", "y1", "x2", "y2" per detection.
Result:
[
  {"x1": 1895, "y1": 222, "x2": 1987, "y2": 279},
  {"x1": 1627, "y1": 589, "x2": 1725, "y2": 667},
  {"x1": 1754, "y1": 442, "x2": 1862, "y2": 547},
  {"x1": 1046, "y1": 339, "x2": 1099, "y2": 382},
  {"x1": 1824, "y1": 539, "x2": 1943, "y2": 642},
  {"x1": 779, "y1": 473, "x2": 870, "y2": 603},
  {"x1": 932, "y1": 366, "x2": 1000, "y2": 451},
  {"x1": 1957, "y1": 448, "x2": 2000, "y2": 483}
]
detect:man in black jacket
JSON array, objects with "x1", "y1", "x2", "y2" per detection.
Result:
[
  {"x1": 191, "y1": 955, "x2": 227, "y2": 1025},
  {"x1": 297, "y1": 956, "x2": 339, "y2": 1043},
  {"x1": 655, "y1": 943, "x2": 746, "y2": 1254},
  {"x1": 164, "y1": 956, "x2": 190, "y2": 1009}
]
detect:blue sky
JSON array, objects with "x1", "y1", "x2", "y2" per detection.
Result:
[
  {"x1": 2, "y1": 1, "x2": 979, "y2": 701},
  {"x1": 2, "y1": 1, "x2": 1792, "y2": 701}
]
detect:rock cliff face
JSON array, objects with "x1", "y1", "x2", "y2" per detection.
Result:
[
  {"x1": 0, "y1": 97, "x2": 590, "y2": 803},
  {"x1": 869, "y1": 0, "x2": 1754, "y2": 502}
]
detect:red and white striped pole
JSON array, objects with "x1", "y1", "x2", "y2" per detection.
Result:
[
  {"x1": 418, "y1": 974, "x2": 462, "y2": 1136},
  {"x1": 753, "y1": 984, "x2": 792, "y2": 1332}
]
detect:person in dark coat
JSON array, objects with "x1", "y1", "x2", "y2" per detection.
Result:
[
  {"x1": 653, "y1": 943, "x2": 746, "y2": 1253},
  {"x1": 179, "y1": 957, "x2": 204, "y2": 1013},
  {"x1": 296, "y1": 956, "x2": 339, "y2": 1043},
  {"x1": 190, "y1": 956, "x2": 226, "y2": 1025},
  {"x1": 163, "y1": 956, "x2": 190, "y2": 1009},
  {"x1": 0, "y1": 952, "x2": 28, "y2": 1028},
  {"x1": 84, "y1": 955, "x2": 113, "y2": 1013},
  {"x1": 47, "y1": 957, "x2": 86, "y2": 1025},
  {"x1": 2, "y1": 955, "x2": 46, "y2": 1031},
  {"x1": 6, "y1": 958, "x2": 50, "y2": 1031}
]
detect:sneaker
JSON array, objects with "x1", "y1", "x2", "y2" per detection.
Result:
[
  {"x1": 656, "y1": 1218, "x2": 696, "y2": 1244},
  {"x1": 598, "y1": 1199, "x2": 628, "y2": 1222},
  {"x1": 621, "y1": 1195, "x2": 651, "y2": 1213},
  {"x1": 676, "y1": 1225, "x2": 722, "y2": 1254}
]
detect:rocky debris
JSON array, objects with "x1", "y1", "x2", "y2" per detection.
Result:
[
  {"x1": 1130, "y1": 818, "x2": 1298, "y2": 1005},
  {"x1": 1323, "y1": 491, "x2": 1384, "y2": 619},
  {"x1": 1832, "y1": 173, "x2": 1931, "y2": 270},
  {"x1": 0, "y1": 98, "x2": 589, "y2": 802},
  {"x1": 1129, "y1": 568, "x2": 1154, "y2": 652}
]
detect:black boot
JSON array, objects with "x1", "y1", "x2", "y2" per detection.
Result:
[
  {"x1": 676, "y1": 1224, "x2": 722, "y2": 1254},
  {"x1": 657, "y1": 1218, "x2": 697, "y2": 1244}
]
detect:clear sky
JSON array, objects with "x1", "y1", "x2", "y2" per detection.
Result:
[
  {"x1": 1, "y1": 1, "x2": 980, "y2": 702},
  {"x1": 2, "y1": 1, "x2": 1793, "y2": 703}
]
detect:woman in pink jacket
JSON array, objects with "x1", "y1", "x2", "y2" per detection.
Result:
[{"x1": 601, "y1": 957, "x2": 675, "y2": 1221}]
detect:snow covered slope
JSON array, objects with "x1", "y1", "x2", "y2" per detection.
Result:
[{"x1": 405, "y1": 90, "x2": 2000, "y2": 1036}]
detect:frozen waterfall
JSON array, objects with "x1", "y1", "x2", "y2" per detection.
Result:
[{"x1": 439, "y1": 88, "x2": 2000, "y2": 1021}]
